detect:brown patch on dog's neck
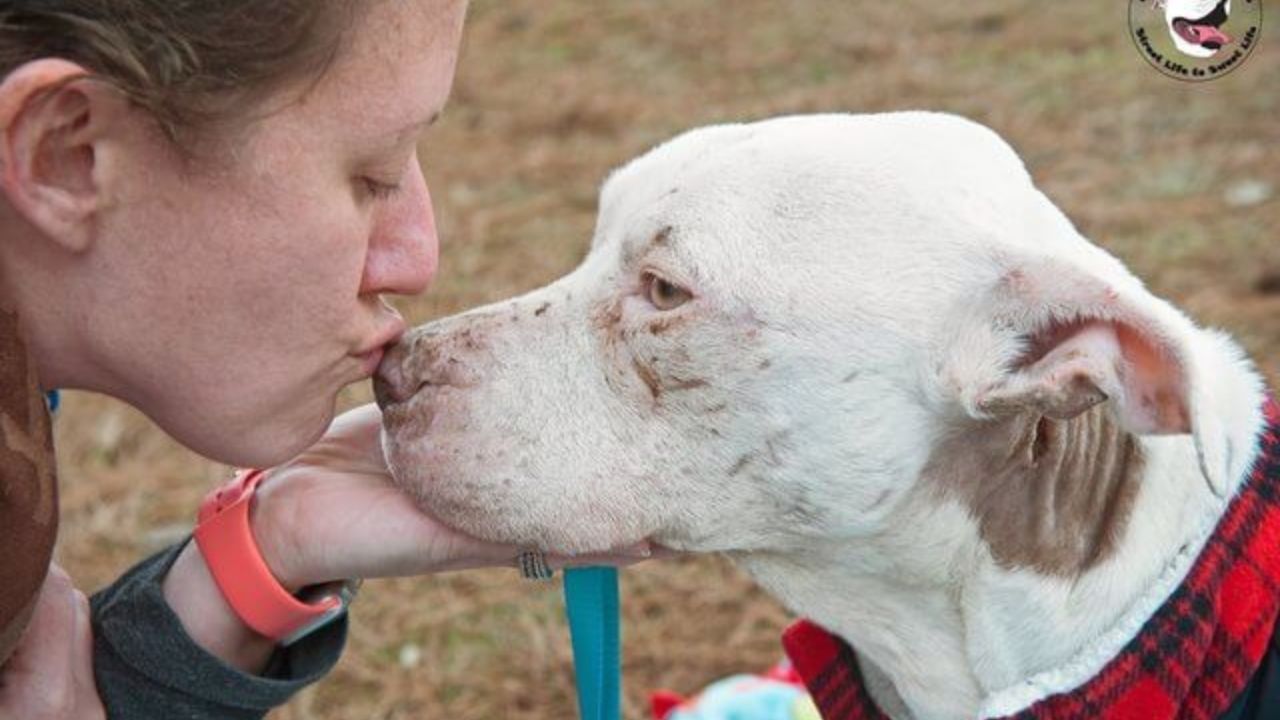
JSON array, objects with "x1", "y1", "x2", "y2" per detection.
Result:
[{"x1": 924, "y1": 403, "x2": 1143, "y2": 576}]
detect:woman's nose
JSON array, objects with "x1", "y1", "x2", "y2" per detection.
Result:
[{"x1": 360, "y1": 160, "x2": 439, "y2": 297}]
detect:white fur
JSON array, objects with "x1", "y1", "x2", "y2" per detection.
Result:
[{"x1": 380, "y1": 113, "x2": 1268, "y2": 719}]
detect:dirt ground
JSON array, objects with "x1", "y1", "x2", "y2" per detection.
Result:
[{"x1": 52, "y1": 1, "x2": 1278, "y2": 718}]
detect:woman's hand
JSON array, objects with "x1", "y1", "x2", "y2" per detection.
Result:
[
  {"x1": 249, "y1": 403, "x2": 656, "y2": 589},
  {"x1": 0, "y1": 565, "x2": 105, "y2": 720},
  {"x1": 163, "y1": 403, "x2": 660, "y2": 673}
]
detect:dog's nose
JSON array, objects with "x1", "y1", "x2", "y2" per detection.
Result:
[
  {"x1": 373, "y1": 326, "x2": 484, "y2": 410},
  {"x1": 372, "y1": 340, "x2": 418, "y2": 410}
]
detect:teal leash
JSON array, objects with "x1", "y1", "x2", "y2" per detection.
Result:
[{"x1": 563, "y1": 566, "x2": 622, "y2": 720}]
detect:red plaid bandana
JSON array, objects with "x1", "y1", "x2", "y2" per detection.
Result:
[{"x1": 784, "y1": 397, "x2": 1280, "y2": 719}]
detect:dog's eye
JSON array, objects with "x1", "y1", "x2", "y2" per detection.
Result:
[{"x1": 642, "y1": 271, "x2": 692, "y2": 311}]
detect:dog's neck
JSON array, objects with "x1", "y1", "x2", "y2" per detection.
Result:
[{"x1": 736, "y1": 341, "x2": 1267, "y2": 720}]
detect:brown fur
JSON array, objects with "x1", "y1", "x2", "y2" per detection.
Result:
[
  {"x1": 632, "y1": 356, "x2": 662, "y2": 400},
  {"x1": 924, "y1": 404, "x2": 1143, "y2": 576},
  {"x1": 665, "y1": 376, "x2": 708, "y2": 391},
  {"x1": 648, "y1": 314, "x2": 690, "y2": 335},
  {"x1": 590, "y1": 296, "x2": 624, "y2": 345}
]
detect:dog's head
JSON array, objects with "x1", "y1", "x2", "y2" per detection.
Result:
[
  {"x1": 1163, "y1": 0, "x2": 1233, "y2": 58},
  {"x1": 376, "y1": 113, "x2": 1260, "y2": 562}
]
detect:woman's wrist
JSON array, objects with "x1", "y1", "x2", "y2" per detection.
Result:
[
  {"x1": 247, "y1": 475, "x2": 309, "y2": 594},
  {"x1": 162, "y1": 540, "x2": 278, "y2": 673},
  {"x1": 161, "y1": 466, "x2": 336, "y2": 673}
]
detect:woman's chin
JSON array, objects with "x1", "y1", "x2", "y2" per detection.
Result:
[{"x1": 238, "y1": 400, "x2": 336, "y2": 468}]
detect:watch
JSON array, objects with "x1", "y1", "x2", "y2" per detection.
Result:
[{"x1": 193, "y1": 468, "x2": 360, "y2": 645}]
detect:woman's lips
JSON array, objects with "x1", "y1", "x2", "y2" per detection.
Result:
[
  {"x1": 353, "y1": 316, "x2": 408, "y2": 374},
  {"x1": 357, "y1": 347, "x2": 385, "y2": 376}
]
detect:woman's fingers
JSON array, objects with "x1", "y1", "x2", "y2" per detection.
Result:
[
  {"x1": 317, "y1": 403, "x2": 386, "y2": 466},
  {"x1": 8, "y1": 567, "x2": 76, "y2": 683},
  {"x1": 71, "y1": 587, "x2": 96, "y2": 702},
  {"x1": 0, "y1": 564, "x2": 105, "y2": 719},
  {"x1": 408, "y1": 536, "x2": 680, "y2": 577},
  {"x1": 544, "y1": 541, "x2": 683, "y2": 572}
]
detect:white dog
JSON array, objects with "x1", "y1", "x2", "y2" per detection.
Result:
[{"x1": 375, "y1": 113, "x2": 1277, "y2": 719}]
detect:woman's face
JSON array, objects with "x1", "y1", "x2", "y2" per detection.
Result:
[{"x1": 81, "y1": 1, "x2": 467, "y2": 466}]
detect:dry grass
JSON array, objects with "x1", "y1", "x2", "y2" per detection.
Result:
[{"x1": 53, "y1": 1, "x2": 1279, "y2": 718}]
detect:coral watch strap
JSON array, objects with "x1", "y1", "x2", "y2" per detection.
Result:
[{"x1": 193, "y1": 469, "x2": 340, "y2": 642}]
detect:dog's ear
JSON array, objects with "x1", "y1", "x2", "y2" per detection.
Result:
[
  {"x1": 944, "y1": 255, "x2": 1190, "y2": 433},
  {"x1": 938, "y1": 252, "x2": 1262, "y2": 496},
  {"x1": 973, "y1": 319, "x2": 1186, "y2": 430}
]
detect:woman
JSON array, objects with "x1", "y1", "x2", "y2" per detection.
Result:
[{"x1": 0, "y1": 1, "x2": 649, "y2": 717}]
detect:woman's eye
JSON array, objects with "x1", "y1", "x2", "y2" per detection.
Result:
[
  {"x1": 360, "y1": 176, "x2": 403, "y2": 201},
  {"x1": 642, "y1": 271, "x2": 693, "y2": 311}
]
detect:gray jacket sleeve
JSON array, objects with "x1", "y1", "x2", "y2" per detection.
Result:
[{"x1": 90, "y1": 539, "x2": 347, "y2": 719}]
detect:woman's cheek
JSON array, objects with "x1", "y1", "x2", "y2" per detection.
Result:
[
  {"x1": 359, "y1": 163, "x2": 439, "y2": 296},
  {"x1": 302, "y1": 193, "x2": 370, "y2": 284}
]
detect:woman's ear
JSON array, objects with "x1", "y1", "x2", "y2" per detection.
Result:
[{"x1": 0, "y1": 59, "x2": 127, "y2": 253}]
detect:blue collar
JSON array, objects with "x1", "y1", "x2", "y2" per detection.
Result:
[
  {"x1": 563, "y1": 567, "x2": 621, "y2": 720},
  {"x1": 45, "y1": 389, "x2": 60, "y2": 413}
]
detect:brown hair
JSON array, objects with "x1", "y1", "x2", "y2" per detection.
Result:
[{"x1": 0, "y1": 1, "x2": 360, "y2": 145}]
